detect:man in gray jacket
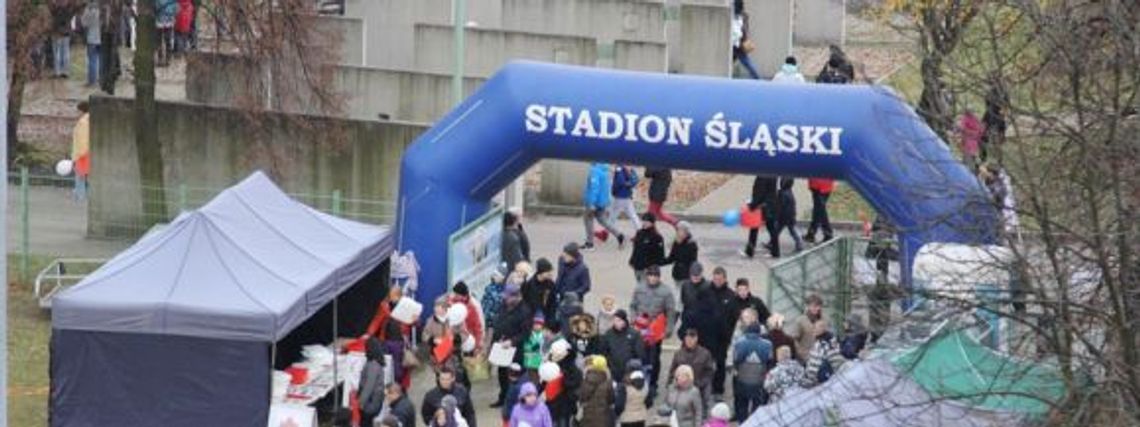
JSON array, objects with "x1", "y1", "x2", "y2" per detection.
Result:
[
  {"x1": 629, "y1": 265, "x2": 676, "y2": 403},
  {"x1": 80, "y1": 1, "x2": 102, "y2": 86}
]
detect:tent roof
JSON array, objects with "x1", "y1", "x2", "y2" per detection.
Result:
[
  {"x1": 743, "y1": 359, "x2": 1026, "y2": 427},
  {"x1": 891, "y1": 331, "x2": 1066, "y2": 415},
  {"x1": 52, "y1": 172, "x2": 394, "y2": 342}
]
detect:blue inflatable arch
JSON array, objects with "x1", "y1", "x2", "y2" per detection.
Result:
[{"x1": 396, "y1": 61, "x2": 995, "y2": 307}]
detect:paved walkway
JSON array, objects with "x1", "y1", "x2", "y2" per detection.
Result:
[
  {"x1": 9, "y1": 184, "x2": 835, "y2": 426},
  {"x1": 684, "y1": 175, "x2": 815, "y2": 220}
]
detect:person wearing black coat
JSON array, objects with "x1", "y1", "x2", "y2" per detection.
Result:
[
  {"x1": 644, "y1": 167, "x2": 678, "y2": 226},
  {"x1": 555, "y1": 243, "x2": 592, "y2": 300},
  {"x1": 730, "y1": 278, "x2": 771, "y2": 330},
  {"x1": 501, "y1": 211, "x2": 530, "y2": 271},
  {"x1": 629, "y1": 213, "x2": 666, "y2": 283},
  {"x1": 597, "y1": 310, "x2": 646, "y2": 378},
  {"x1": 491, "y1": 285, "x2": 533, "y2": 407},
  {"x1": 770, "y1": 177, "x2": 803, "y2": 258},
  {"x1": 742, "y1": 175, "x2": 779, "y2": 258},
  {"x1": 523, "y1": 258, "x2": 558, "y2": 319},
  {"x1": 421, "y1": 369, "x2": 476, "y2": 427},
  {"x1": 663, "y1": 222, "x2": 699, "y2": 285},
  {"x1": 703, "y1": 268, "x2": 737, "y2": 396},
  {"x1": 384, "y1": 383, "x2": 417, "y2": 427}
]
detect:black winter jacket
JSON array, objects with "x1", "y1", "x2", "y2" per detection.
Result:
[
  {"x1": 750, "y1": 176, "x2": 778, "y2": 209},
  {"x1": 522, "y1": 277, "x2": 557, "y2": 319},
  {"x1": 421, "y1": 384, "x2": 476, "y2": 427},
  {"x1": 644, "y1": 168, "x2": 673, "y2": 203},
  {"x1": 629, "y1": 227, "x2": 666, "y2": 271},
  {"x1": 663, "y1": 238, "x2": 699, "y2": 282},
  {"x1": 730, "y1": 294, "x2": 771, "y2": 330},
  {"x1": 598, "y1": 325, "x2": 646, "y2": 378},
  {"x1": 493, "y1": 300, "x2": 533, "y2": 352}
]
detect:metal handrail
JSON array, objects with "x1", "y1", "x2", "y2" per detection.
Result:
[{"x1": 34, "y1": 258, "x2": 107, "y2": 309}]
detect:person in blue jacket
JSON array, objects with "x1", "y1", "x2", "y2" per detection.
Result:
[
  {"x1": 609, "y1": 164, "x2": 642, "y2": 234},
  {"x1": 583, "y1": 163, "x2": 625, "y2": 251}
]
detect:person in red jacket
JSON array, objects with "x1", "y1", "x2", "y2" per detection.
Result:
[
  {"x1": 805, "y1": 178, "x2": 835, "y2": 243},
  {"x1": 174, "y1": 0, "x2": 194, "y2": 54},
  {"x1": 449, "y1": 282, "x2": 485, "y2": 352}
]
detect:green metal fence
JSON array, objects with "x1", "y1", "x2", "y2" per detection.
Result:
[
  {"x1": 767, "y1": 237, "x2": 873, "y2": 330},
  {"x1": 10, "y1": 167, "x2": 397, "y2": 283}
]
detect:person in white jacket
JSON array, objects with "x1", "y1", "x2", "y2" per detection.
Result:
[{"x1": 772, "y1": 56, "x2": 806, "y2": 84}]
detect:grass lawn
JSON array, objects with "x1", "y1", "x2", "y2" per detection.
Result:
[
  {"x1": 8, "y1": 254, "x2": 58, "y2": 427},
  {"x1": 828, "y1": 181, "x2": 876, "y2": 224}
]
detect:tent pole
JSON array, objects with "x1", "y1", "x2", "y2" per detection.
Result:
[{"x1": 333, "y1": 297, "x2": 339, "y2": 412}]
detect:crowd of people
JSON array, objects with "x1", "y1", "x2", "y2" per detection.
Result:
[
  {"x1": 348, "y1": 158, "x2": 875, "y2": 427},
  {"x1": 38, "y1": 0, "x2": 198, "y2": 92}
]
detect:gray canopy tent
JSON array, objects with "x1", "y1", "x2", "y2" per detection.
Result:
[{"x1": 50, "y1": 172, "x2": 395, "y2": 426}]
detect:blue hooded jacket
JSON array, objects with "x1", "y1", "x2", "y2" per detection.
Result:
[
  {"x1": 583, "y1": 163, "x2": 613, "y2": 209},
  {"x1": 611, "y1": 166, "x2": 639, "y2": 199}
]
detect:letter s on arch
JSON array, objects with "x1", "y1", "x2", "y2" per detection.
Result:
[{"x1": 525, "y1": 104, "x2": 548, "y2": 133}]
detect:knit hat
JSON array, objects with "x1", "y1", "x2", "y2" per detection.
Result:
[
  {"x1": 452, "y1": 281, "x2": 469, "y2": 297},
  {"x1": 563, "y1": 242, "x2": 581, "y2": 259},
  {"x1": 710, "y1": 403, "x2": 732, "y2": 421},
  {"x1": 590, "y1": 355, "x2": 608, "y2": 371},
  {"x1": 613, "y1": 309, "x2": 629, "y2": 324},
  {"x1": 689, "y1": 262, "x2": 704, "y2": 277},
  {"x1": 640, "y1": 212, "x2": 656, "y2": 223},
  {"x1": 645, "y1": 265, "x2": 661, "y2": 277},
  {"x1": 712, "y1": 266, "x2": 727, "y2": 277},
  {"x1": 509, "y1": 363, "x2": 523, "y2": 373},
  {"x1": 533, "y1": 313, "x2": 546, "y2": 326},
  {"x1": 549, "y1": 339, "x2": 571, "y2": 362},
  {"x1": 492, "y1": 262, "x2": 511, "y2": 281},
  {"x1": 536, "y1": 258, "x2": 554, "y2": 275}
]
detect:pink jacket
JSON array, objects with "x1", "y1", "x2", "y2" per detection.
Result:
[{"x1": 959, "y1": 112, "x2": 983, "y2": 156}]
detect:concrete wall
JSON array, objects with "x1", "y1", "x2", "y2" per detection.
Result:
[
  {"x1": 678, "y1": 4, "x2": 733, "y2": 76},
  {"x1": 343, "y1": 0, "x2": 726, "y2": 76},
  {"x1": 313, "y1": 15, "x2": 366, "y2": 66},
  {"x1": 613, "y1": 40, "x2": 668, "y2": 72},
  {"x1": 335, "y1": 66, "x2": 484, "y2": 122},
  {"x1": 413, "y1": 24, "x2": 600, "y2": 76},
  {"x1": 186, "y1": 52, "x2": 486, "y2": 123},
  {"x1": 793, "y1": 0, "x2": 845, "y2": 46},
  {"x1": 87, "y1": 97, "x2": 425, "y2": 238},
  {"x1": 499, "y1": 0, "x2": 665, "y2": 43},
  {"x1": 743, "y1": 0, "x2": 794, "y2": 78}
]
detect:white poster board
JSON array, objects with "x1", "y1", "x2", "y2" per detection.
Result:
[{"x1": 447, "y1": 206, "x2": 504, "y2": 304}]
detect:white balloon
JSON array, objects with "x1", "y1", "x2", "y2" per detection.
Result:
[
  {"x1": 539, "y1": 361, "x2": 562, "y2": 382},
  {"x1": 447, "y1": 304, "x2": 468, "y2": 327},
  {"x1": 55, "y1": 159, "x2": 74, "y2": 177}
]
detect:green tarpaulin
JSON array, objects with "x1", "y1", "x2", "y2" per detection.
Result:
[{"x1": 892, "y1": 331, "x2": 1066, "y2": 415}]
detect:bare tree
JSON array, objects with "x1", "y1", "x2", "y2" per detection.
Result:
[
  {"x1": 878, "y1": 0, "x2": 984, "y2": 142},
  {"x1": 131, "y1": 0, "x2": 345, "y2": 228},
  {"x1": 6, "y1": 0, "x2": 85, "y2": 166},
  {"x1": 885, "y1": 1, "x2": 1138, "y2": 425}
]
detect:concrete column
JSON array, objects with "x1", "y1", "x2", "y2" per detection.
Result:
[
  {"x1": 665, "y1": 0, "x2": 682, "y2": 73},
  {"x1": 743, "y1": 0, "x2": 793, "y2": 78}
]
